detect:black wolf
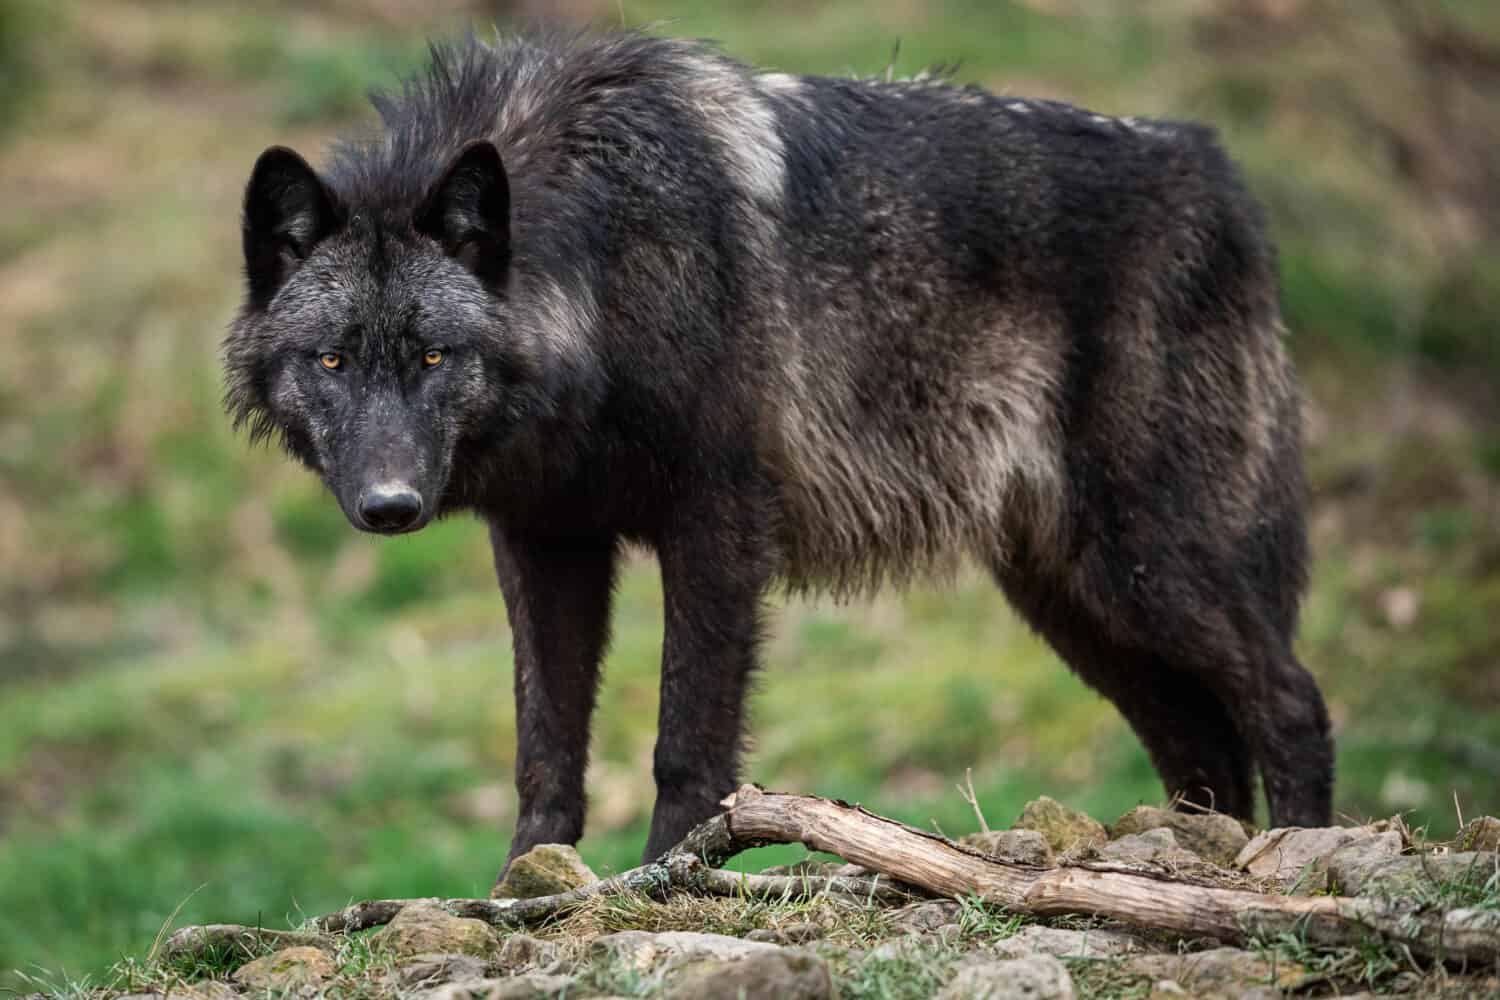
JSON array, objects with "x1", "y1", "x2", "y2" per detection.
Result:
[{"x1": 225, "y1": 29, "x2": 1334, "y2": 872}]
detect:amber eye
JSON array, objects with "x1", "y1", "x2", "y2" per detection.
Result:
[
  {"x1": 318, "y1": 352, "x2": 342, "y2": 371},
  {"x1": 422, "y1": 348, "x2": 445, "y2": 368}
]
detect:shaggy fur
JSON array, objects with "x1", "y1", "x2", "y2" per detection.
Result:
[{"x1": 225, "y1": 29, "x2": 1334, "y2": 870}]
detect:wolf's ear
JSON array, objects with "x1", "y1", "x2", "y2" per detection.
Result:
[
  {"x1": 416, "y1": 140, "x2": 510, "y2": 286},
  {"x1": 243, "y1": 146, "x2": 338, "y2": 309}
]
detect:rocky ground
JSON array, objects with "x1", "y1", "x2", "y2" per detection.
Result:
[{"x1": 38, "y1": 801, "x2": 1500, "y2": 999}]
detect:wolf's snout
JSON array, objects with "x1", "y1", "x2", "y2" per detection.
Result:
[{"x1": 358, "y1": 483, "x2": 423, "y2": 533}]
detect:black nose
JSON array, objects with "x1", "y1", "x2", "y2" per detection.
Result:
[{"x1": 358, "y1": 485, "x2": 423, "y2": 532}]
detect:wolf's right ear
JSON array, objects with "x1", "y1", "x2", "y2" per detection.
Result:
[{"x1": 242, "y1": 146, "x2": 339, "y2": 309}]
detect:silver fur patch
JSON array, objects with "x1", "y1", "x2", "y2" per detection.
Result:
[
  {"x1": 521, "y1": 274, "x2": 598, "y2": 365},
  {"x1": 676, "y1": 50, "x2": 787, "y2": 206},
  {"x1": 770, "y1": 316, "x2": 1066, "y2": 596},
  {"x1": 756, "y1": 72, "x2": 803, "y2": 97}
]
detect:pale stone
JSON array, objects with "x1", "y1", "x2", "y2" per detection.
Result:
[
  {"x1": 399, "y1": 952, "x2": 491, "y2": 988},
  {"x1": 990, "y1": 924, "x2": 1144, "y2": 959},
  {"x1": 662, "y1": 950, "x2": 833, "y2": 1000},
  {"x1": 937, "y1": 954, "x2": 1075, "y2": 999},
  {"x1": 418, "y1": 975, "x2": 574, "y2": 1000},
  {"x1": 589, "y1": 930, "x2": 780, "y2": 971},
  {"x1": 1129, "y1": 947, "x2": 1310, "y2": 995},
  {"x1": 491, "y1": 844, "x2": 597, "y2": 900},
  {"x1": 373, "y1": 901, "x2": 500, "y2": 958},
  {"x1": 1098, "y1": 828, "x2": 1204, "y2": 867},
  {"x1": 1234, "y1": 824, "x2": 1386, "y2": 888},
  {"x1": 231, "y1": 945, "x2": 336, "y2": 991},
  {"x1": 961, "y1": 829, "x2": 1056, "y2": 867},
  {"x1": 890, "y1": 900, "x2": 962, "y2": 933},
  {"x1": 496, "y1": 932, "x2": 558, "y2": 971},
  {"x1": 1330, "y1": 847, "x2": 1499, "y2": 898},
  {"x1": 1108, "y1": 806, "x2": 1249, "y2": 866},
  {"x1": 1013, "y1": 797, "x2": 1107, "y2": 854}
]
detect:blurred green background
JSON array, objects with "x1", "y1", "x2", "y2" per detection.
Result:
[{"x1": 1, "y1": 0, "x2": 1497, "y2": 988}]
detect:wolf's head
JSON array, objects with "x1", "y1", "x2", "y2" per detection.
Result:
[{"x1": 224, "y1": 141, "x2": 520, "y2": 534}]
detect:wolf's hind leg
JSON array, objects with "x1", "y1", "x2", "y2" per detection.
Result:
[{"x1": 997, "y1": 573, "x2": 1258, "y2": 820}]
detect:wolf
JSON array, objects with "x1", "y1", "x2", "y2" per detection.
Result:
[{"x1": 225, "y1": 28, "x2": 1334, "y2": 874}]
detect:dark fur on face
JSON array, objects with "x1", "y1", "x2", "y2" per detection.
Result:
[{"x1": 226, "y1": 28, "x2": 1334, "y2": 875}]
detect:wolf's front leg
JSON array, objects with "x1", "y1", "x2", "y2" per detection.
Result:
[
  {"x1": 643, "y1": 495, "x2": 773, "y2": 861},
  {"x1": 490, "y1": 525, "x2": 617, "y2": 879}
]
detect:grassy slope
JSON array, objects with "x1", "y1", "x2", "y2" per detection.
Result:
[{"x1": 1, "y1": 0, "x2": 1497, "y2": 986}]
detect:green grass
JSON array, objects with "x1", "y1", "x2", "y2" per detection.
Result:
[
  {"x1": 0, "y1": 563, "x2": 1167, "y2": 983},
  {"x1": 2, "y1": 0, "x2": 1498, "y2": 990}
]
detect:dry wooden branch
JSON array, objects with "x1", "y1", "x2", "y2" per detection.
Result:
[
  {"x1": 160, "y1": 786, "x2": 1500, "y2": 968},
  {"x1": 714, "y1": 786, "x2": 1499, "y2": 964}
]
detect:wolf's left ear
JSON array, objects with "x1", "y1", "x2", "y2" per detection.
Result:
[
  {"x1": 416, "y1": 140, "x2": 510, "y2": 286},
  {"x1": 243, "y1": 146, "x2": 339, "y2": 310}
]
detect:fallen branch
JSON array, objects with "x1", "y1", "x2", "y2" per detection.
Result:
[
  {"x1": 716, "y1": 787, "x2": 1500, "y2": 964},
  {"x1": 160, "y1": 786, "x2": 1500, "y2": 967}
]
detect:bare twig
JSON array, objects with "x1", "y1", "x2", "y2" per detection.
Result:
[{"x1": 957, "y1": 767, "x2": 989, "y2": 834}]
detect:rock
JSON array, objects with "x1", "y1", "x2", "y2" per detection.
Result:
[
  {"x1": 1098, "y1": 828, "x2": 1203, "y2": 867},
  {"x1": 491, "y1": 844, "x2": 597, "y2": 900},
  {"x1": 400, "y1": 953, "x2": 492, "y2": 988},
  {"x1": 419, "y1": 975, "x2": 574, "y2": 1000},
  {"x1": 961, "y1": 829, "x2": 1056, "y2": 867},
  {"x1": 486, "y1": 975, "x2": 574, "y2": 1000},
  {"x1": 1456, "y1": 817, "x2": 1500, "y2": 853},
  {"x1": 1129, "y1": 947, "x2": 1309, "y2": 995},
  {"x1": 374, "y1": 901, "x2": 501, "y2": 958},
  {"x1": 1330, "y1": 849, "x2": 1499, "y2": 898},
  {"x1": 990, "y1": 924, "x2": 1144, "y2": 959},
  {"x1": 745, "y1": 922, "x2": 824, "y2": 944},
  {"x1": 1320, "y1": 831, "x2": 1405, "y2": 894},
  {"x1": 662, "y1": 949, "x2": 833, "y2": 1000},
  {"x1": 1013, "y1": 797, "x2": 1107, "y2": 854},
  {"x1": 181, "y1": 985, "x2": 238, "y2": 1000},
  {"x1": 890, "y1": 900, "x2": 962, "y2": 933},
  {"x1": 937, "y1": 954, "x2": 1074, "y2": 999},
  {"x1": 590, "y1": 930, "x2": 780, "y2": 971},
  {"x1": 231, "y1": 945, "x2": 336, "y2": 991},
  {"x1": 1234, "y1": 824, "x2": 1387, "y2": 889},
  {"x1": 1108, "y1": 806, "x2": 1249, "y2": 866},
  {"x1": 863, "y1": 936, "x2": 934, "y2": 964},
  {"x1": 125, "y1": 985, "x2": 236, "y2": 1000},
  {"x1": 496, "y1": 932, "x2": 558, "y2": 971}
]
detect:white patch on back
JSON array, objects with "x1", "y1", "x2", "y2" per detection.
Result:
[
  {"x1": 757, "y1": 72, "x2": 803, "y2": 97},
  {"x1": 677, "y1": 50, "x2": 787, "y2": 207},
  {"x1": 1122, "y1": 116, "x2": 1174, "y2": 138}
]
